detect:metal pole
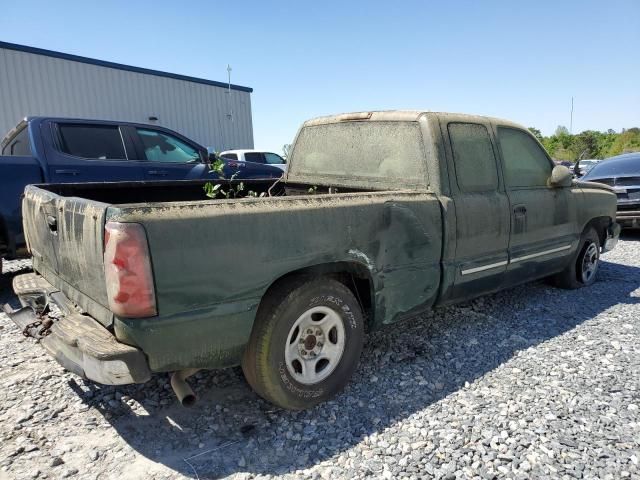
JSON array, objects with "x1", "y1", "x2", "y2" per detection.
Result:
[
  {"x1": 226, "y1": 65, "x2": 233, "y2": 123},
  {"x1": 570, "y1": 97, "x2": 574, "y2": 134}
]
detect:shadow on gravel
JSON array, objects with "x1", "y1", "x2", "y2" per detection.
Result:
[
  {"x1": 0, "y1": 268, "x2": 31, "y2": 308},
  {"x1": 621, "y1": 229, "x2": 640, "y2": 241},
  {"x1": 21, "y1": 258, "x2": 640, "y2": 478}
]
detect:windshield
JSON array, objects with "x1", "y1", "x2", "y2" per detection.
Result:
[{"x1": 289, "y1": 121, "x2": 427, "y2": 188}]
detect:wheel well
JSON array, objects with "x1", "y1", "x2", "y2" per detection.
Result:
[
  {"x1": 583, "y1": 216, "x2": 611, "y2": 247},
  {"x1": 261, "y1": 262, "x2": 375, "y2": 330}
]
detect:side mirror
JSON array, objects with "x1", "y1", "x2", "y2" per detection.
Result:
[
  {"x1": 549, "y1": 165, "x2": 573, "y2": 187},
  {"x1": 206, "y1": 148, "x2": 220, "y2": 162}
]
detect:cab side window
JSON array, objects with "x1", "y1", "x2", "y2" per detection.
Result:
[
  {"x1": 59, "y1": 124, "x2": 127, "y2": 160},
  {"x1": 244, "y1": 152, "x2": 265, "y2": 164},
  {"x1": 498, "y1": 127, "x2": 552, "y2": 188},
  {"x1": 264, "y1": 152, "x2": 285, "y2": 165},
  {"x1": 448, "y1": 122, "x2": 499, "y2": 192}
]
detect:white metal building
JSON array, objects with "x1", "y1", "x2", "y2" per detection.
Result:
[{"x1": 0, "y1": 41, "x2": 254, "y2": 150}]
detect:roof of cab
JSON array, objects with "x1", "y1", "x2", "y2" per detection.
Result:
[
  {"x1": 302, "y1": 110, "x2": 525, "y2": 130},
  {"x1": 2, "y1": 116, "x2": 205, "y2": 148}
]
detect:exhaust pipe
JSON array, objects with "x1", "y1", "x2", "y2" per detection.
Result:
[{"x1": 171, "y1": 368, "x2": 200, "y2": 407}]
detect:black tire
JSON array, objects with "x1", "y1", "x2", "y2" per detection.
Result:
[
  {"x1": 242, "y1": 277, "x2": 364, "y2": 410},
  {"x1": 552, "y1": 227, "x2": 601, "y2": 289}
]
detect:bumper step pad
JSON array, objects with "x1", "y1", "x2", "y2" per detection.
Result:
[
  {"x1": 4, "y1": 273, "x2": 151, "y2": 385},
  {"x1": 12, "y1": 273, "x2": 59, "y2": 309},
  {"x1": 13, "y1": 272, "x2": 59, "y2": 297}
]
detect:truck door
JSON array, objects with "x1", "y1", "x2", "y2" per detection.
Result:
[
  {"x1": 132, "y1": 127, "x2": 209, "y2": 180},
  {"x1": 45, "y1": 122, "x2": 145, "y2": 182},
  {"x1": 495, "y1": 126, "x2": 579, "y2": 283},
  {"x1": 443, "y1": 121, "x2": 511, "y2": 301}
]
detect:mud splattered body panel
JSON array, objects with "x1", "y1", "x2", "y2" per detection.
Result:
[
  {"x1": 22, "y1": 187, "x2": 113, "y2": 326},
  {"x1": 16, "y1": 111, "x2": 619, "y2": 375},
  {"x1": 21, "y1": 183, "x2": 443, "y2": 372},
  {"x1": 110, "y1": 191, "x2": 443, "y2": 371}
]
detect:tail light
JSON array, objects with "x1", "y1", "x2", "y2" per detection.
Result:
[{"x1": 104, "y1": 222, "x2": 157, "y2": 318}]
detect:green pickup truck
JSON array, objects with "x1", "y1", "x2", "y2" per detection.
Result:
[{"x1": 4, "y1": 111, "x2": 620, "y2": 410}]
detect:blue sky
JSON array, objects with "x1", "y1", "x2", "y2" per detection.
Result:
[{"x1": 2, "y1": 0, "x2": 639, "y2": 153}]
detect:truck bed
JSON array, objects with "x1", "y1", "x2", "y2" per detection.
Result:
[
  {"x1": 38, "y1": 179, "x2": 370, "y2": 204},
  {"x1": 22, "y1": 180, "x2": 443, "y2": 371}
]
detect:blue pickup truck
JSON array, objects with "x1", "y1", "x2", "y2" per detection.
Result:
[{"x1": 0, "y1": 117, "x2": 283, "y2": 269}]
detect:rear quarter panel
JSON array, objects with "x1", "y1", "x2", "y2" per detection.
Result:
[{"x1": 108, "y1": 191, "x2": 443, "y2": 371}]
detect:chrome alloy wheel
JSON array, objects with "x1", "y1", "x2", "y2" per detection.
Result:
[
  {"x1": 284, "y1": 306, "x2": 346, "y2": 385},
  {"x1": 581, "y1": 241, "x2": 599, "y2": 283}
]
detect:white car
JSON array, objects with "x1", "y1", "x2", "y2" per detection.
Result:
[
  {"x1": 575, "y1": 159, "x2": 600, "y2": 177},
  {"x1": 220, "y1": 149, "x2": 287, "y2": 172}
]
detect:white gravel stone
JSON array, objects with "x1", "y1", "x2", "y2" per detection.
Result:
[{"x1": 1, "y1": 234, "x2": 639, "y2": 479}]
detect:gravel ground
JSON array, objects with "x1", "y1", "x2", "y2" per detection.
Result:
[{"x1": 1, "y1": 234, "x2": 639, "y2": 480}]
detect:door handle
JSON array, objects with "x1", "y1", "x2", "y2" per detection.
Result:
[
  {"x1": 55, "y1": 169, "x2": 79, "y2": 175},
  {"x1": 148, "y1": 170, "x2": 168, "y2": 176},
  {"x1": 46, "y1": 215, "x2": 57, "y2": 233},
  {"x1": 513, "y1": 205, "x2": 527, "y2": 215}
]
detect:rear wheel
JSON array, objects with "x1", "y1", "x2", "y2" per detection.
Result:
[
  {"x1": 242, "y1": 277, "x2": 364, "y2": 410},
  {"x1": 552, "y1": 227, "x2": 601, "y2": 289}
]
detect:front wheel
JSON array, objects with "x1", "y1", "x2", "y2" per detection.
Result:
[
  {"x1": 242, "y1": 277, "x2": 365, "y2": 410},
  {"x1": 552, "y1": 227, "x2": 601, "y2": 289}
]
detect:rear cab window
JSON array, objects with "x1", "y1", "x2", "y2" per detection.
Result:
[
  {"x1": 221, "y1": 153, "x2": 238, "y2": 161},
  {"x1": 289, "y1": 121, "x2": 428, "y2": 189},
  {"x1": 2, "y1": 127, "x2": 31, "y2": 156},
  {"x1": 58, "y1": 124, "x2": 127, "y2": 160}
]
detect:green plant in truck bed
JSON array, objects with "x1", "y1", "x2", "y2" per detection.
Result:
[{"x1": 203, "y1": 153, "x2": 266, "y2": 200}]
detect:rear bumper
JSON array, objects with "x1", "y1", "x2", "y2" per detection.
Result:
[
  {"x1": 3, "y1": 273, "x2": 151, "y2": 385},
  {"x1": 616, "y1": 209, "x2": 640, "y2": 229}
]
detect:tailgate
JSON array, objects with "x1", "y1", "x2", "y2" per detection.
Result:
[{"x1": 22, "y1": 185, "x2": 113, "y2": 325}]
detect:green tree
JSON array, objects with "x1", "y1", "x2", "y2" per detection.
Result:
[
  {"x1": 596, "y1": 130, "x2": 617, "y2": 158},
  {"x1": 606, "y1": 128, "x2": 640, "y2": 156},
  {"x1": 571, "y1": 130, "x2": 600, "y2": 160},
  {"x1": 528, "y1": 127, "x2": 543, "y2": 142},
  {"x1": 530, "y1": 125, "x2": 639, "y2": 161},
  {"x1": 541, "y1": 125, "x2": 574, "y2": 160}
]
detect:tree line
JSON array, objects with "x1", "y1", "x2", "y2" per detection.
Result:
[{"x1": 528, "y1": 126, "x2": 640, "y2": 162}]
